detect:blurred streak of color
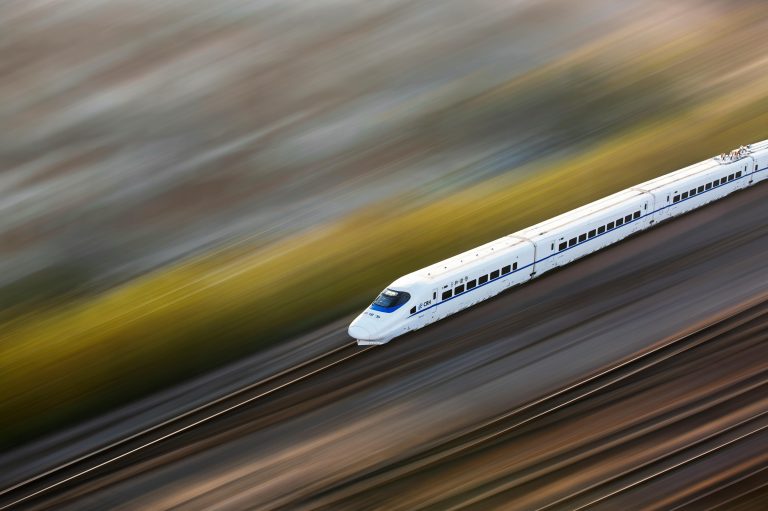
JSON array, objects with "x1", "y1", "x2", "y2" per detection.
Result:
[
  {"x1": 2, "y1": 0, "x2": 768, "y2": 446},
  {"x1": 3, "y1": 0, "x2": 763, "y2": 305}
]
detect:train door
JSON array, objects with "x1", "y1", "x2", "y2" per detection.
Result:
[
  {"x1": 418, "y1": 288, "x2": 439, "y2": 326},
  {"x1": 746, "y1": 156, "x2": 756, "y2": 185},
  {"x1": 659, "y1": 189, "x2": 676, "y2": 222},
  {"x1": 642, "y1": 196, "x2": 655, "y2": 227}
]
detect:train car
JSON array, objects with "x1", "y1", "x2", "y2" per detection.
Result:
[
  {"x1": 349, "y1": 141, "x2": 768, "y2": 345},
  {"x1": 518, "y1": 189, "x2": 652, "y2": 277}
]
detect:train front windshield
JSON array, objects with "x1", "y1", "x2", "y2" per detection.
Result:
[{"x1": 373, "y1": 289, "x2": 410, "y2": 308}]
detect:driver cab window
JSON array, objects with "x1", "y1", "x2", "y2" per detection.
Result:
[{"x1": 373, "y1": 288, "x2": 411, "y2": 308}]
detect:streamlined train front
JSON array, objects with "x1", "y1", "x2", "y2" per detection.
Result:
[{"x1": 348, "y1": 287, "x2": 414, "y2": 345}]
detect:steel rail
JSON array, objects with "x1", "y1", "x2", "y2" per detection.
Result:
[
  {"x1": 0, "y1": 340, "x2": 372, "y2": 510},
  {"x1": 566, "y1": 415, "x2": 768, "y2": 511}
]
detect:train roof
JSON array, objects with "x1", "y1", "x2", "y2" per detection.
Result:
[
  {"x1": 632, "y1": 158, "x2": 723, "y2": 192},
  {"x1": 634, "y1": 140, "x2": 768, "y2": 192},
  {"x1": 397, "y1": 235, "x2": 530, "y2": 284},
  {"x1": 516, "y1": 188, "x2": 645, "y2": 238},
  {"x1": 748, "y1": 139, "x2": 768, "y2": 154}
]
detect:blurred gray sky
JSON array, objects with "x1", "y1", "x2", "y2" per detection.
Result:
[{"x1": 0, "y1": 0, "x2": 737, "y2": 305}]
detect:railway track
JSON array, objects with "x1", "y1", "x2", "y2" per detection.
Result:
[
  {"x1": 295, "y1": 295, "x2": 768, "y2": 510},
  {"x1": 681, "y1": 465, "x2": 768, "y2": 511},
  {"x1": 0, "y1": 341, "x2": 373, "y2": 510},
  {"x1": 540, "y1": 410, "x2": 768, "y2": 510}
]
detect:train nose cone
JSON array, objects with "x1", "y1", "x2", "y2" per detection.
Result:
[{"x1": 348, "y1": 324, "x2": 371, "y2": 340}]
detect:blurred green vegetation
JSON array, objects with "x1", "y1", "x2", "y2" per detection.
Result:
[{"x1": 2, "y1": 74, "x2": 767, "y2": 448}]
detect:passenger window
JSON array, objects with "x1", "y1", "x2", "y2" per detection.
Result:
[
  {"x1": 490, "y1": 270, "x2": 500, "y2": 279},
  {"x1": 442, "y1": 290, "x2": 452, "y2": 300},
  {"x1": 689, "y1": 189, "x2": 696, "y2": 196},
  {"x1": 682, "y1": 191, "x2": 689, "y2": 199},
  {"x1": 615, "y1": 218, "x2": 623, "y2": 226},
  {"x1": 479, "y1": 275, "x2": 488, "y2": 284},
  {"x1": 608, "y1": 221, "x2": 615, "y2": 229},
  {"x1": 568, "y1": 238, "x2": 577, "y2": 247},
  {"x1": 410, "y1": 306, "x2": 416, "y2": 314},
  {"x1": 728, "y1": 174, "x2": 734, "y2": 181},
  {"x1": 697, "y1": 186, "x2": 704, "y2": 193},
  {"x1": 467, "y1": 279, "x2": 477, "y2": 289},
  {"x1": 705, "y1": 183, "x2": 711, "y2": 190},
  {"x1": 736, "y1": 171, "x2": 742, "y2": 178},
  {"x1": 673, "y1": 195, "x2": 680, "y2": 202},
  {"x1": 597, "y1": 226, "x2": 606, "y2": 234},
  {"x1": 501, "y1": 265, "x2": 511, "y2": 275},
  {"x1": 559, "y1": 242, "x2": 567, "y2": 251},
  {"x1": 589, "y1": 229, "x2": 597, "y2": 237},
  {"x1": 633, "y1": 211, "x2": 640, "y2": 219},
  {"x1": 513, "y1": 262, "x2": 518, "y2": 270},
  {"x1": 624, "y1": 214, "x2": 632, "y2": 222},
  {"x1": 455, "y1": 284, "x2": 465, "y2": 294},
  {"x1": 578, "y1": 234, "x2": 586, "y2": 242}
]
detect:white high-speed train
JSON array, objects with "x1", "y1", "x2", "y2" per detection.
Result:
[{"x1": 348, "y1": 141, "x2": 768, "y2": 345}]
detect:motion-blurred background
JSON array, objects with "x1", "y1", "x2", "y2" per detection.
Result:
[{"x1": 2, "y1": 0, "x2": 767, "y2": 448}]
